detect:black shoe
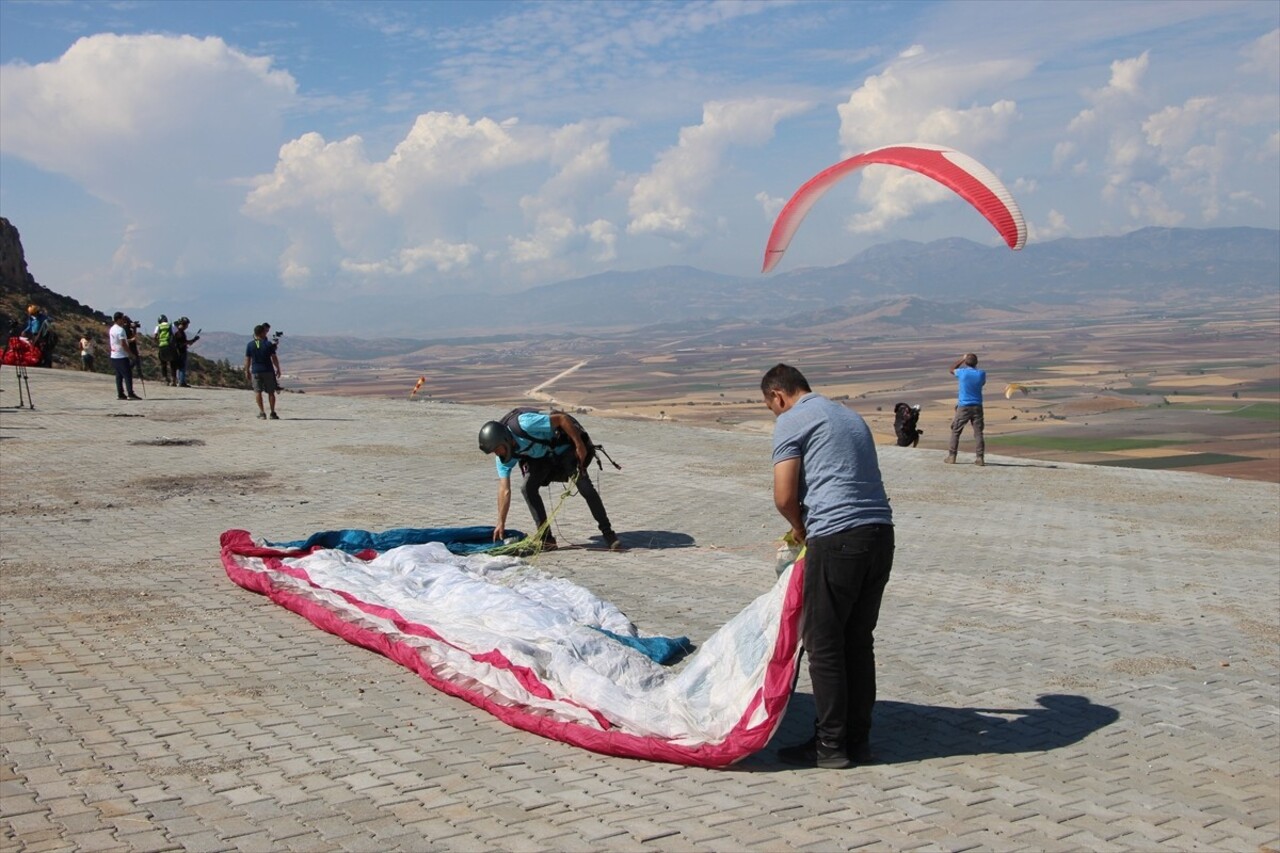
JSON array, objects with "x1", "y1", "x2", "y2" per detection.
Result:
[
  {"x1": 179, "y1": 383, "x2": 192, "y2": 388},
  {"x1": 127, "y1": 394, "x2": 143, "y2": 400},
  {"x1": 118, "y1": 395, "x2": 128, "y2": 400},
  {"x1": 777, "y1": 736, "x2": 853, "y2": 769},
  {"x1": 269, "y1": 412, "x2": 279, "y2": 420},
  {"x1": 603, "y1": 531, "x2": 622, "y2": 551}
]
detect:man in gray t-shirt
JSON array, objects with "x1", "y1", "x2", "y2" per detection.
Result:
[{"x1": 763, "y1": 363, "x2": 894, "y2": 769}]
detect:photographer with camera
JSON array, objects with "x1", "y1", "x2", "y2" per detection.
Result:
[
  {"x1": 946, "y1": 352, "x2": 986, "y2": 465},
  {"x1": 108, "y1": 313, "x2": 142, "y2": 400},
  {"x1": 244, "y1": 323, "x2": 282, "y2": 420},
  {"x1": 173, "y1": 317, "x2": 200, "y2": 387},
  {"x1": 121, "y1": 316, "x2": 144, "y2": 382}
]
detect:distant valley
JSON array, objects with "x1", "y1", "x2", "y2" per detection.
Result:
[{"x1": 213, "y1": 290, "x2": 1279, "y2": 484}]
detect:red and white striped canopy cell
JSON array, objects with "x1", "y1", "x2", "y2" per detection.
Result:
[{"x1": 762, "y1": 143, "x2": 1027, "y2": 273}]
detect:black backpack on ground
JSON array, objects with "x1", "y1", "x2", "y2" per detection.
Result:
[{"x1": 893, "y1": 402, "x2": 923, "y2": 448}]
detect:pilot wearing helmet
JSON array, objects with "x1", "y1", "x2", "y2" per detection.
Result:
[{"x1": 479, "y1": 410, "x2": 620, "y2": 551}]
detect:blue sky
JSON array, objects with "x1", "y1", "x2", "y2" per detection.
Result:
[{"x1": 1, "y1": 0, "x2": 1276, "y2": 335}]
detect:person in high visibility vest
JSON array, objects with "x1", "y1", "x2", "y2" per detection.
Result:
[{"x1": 154, "y1": 315, "x2": 175, "y2": 385}]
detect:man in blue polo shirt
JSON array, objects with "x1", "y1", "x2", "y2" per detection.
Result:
[
  {"x1": 478, "y1": 410, "x2": 620, "y2": 551},
  {"x1": 763, "y1": 363, "x2": 894, "y2": 769},
  {"x1": 947, "y1": 352, "x2": 986, "y2": 465}
]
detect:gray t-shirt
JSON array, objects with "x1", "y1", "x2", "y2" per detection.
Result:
[{"x1": 771, "y1": 393, "x2": 893, "y2": 539}]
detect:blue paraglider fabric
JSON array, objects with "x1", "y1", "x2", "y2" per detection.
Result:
[{"x1": 273, "y1": 526, "x2": 521, "y2": 555}]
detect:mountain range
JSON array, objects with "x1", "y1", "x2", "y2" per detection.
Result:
[
  {"x1": 352, "y1": 225, "x2": 1274, "y2": 337},
  {"x1": 516, "y1": 226, "x2": 1279, "y2": 327},
  {"x1": 201, "y1": 225, "x2": 1279, "y2": 361},
  {"x1": 3, "y1": 219, "x2": 1277, "y2": 368}
]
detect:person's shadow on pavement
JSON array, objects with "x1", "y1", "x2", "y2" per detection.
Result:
[
  {"x1": 606, "y1": 530, "x2": 695, "y2": 550},
  {"x1": 870, "y1": 694, "x2": 1120, "y2": 761},
  {"x1": 755, "y1": 693, "x2": 1119, "y2": 768}
]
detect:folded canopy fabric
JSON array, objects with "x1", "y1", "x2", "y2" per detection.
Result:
[
  {"x1": 272, "y1": 525, "x2": 525, "y2": 556},
  {"x1": 220, "y1": 528, "x2": 804, "y2": 767}
]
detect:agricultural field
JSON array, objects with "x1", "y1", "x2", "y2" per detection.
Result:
[{"x1": 289, "y1": 295, "x2": 1279, "y2": 483}]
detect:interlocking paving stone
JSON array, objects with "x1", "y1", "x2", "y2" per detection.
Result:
[{"x1": 2, "y1": 368, "x2": 1277, "y2": 851}]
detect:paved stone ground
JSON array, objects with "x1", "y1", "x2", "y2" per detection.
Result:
[{"x1": 2, "y1": 367, "x2": 1277, "y2": 852}]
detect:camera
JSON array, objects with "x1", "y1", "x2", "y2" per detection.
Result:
[{"x1": 272, "y1": 331, "x2": 284, "y2": 340}]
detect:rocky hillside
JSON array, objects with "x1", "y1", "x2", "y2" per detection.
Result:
[{"x1": 0, "y1": 217, "x2": 242, "y2": 387}]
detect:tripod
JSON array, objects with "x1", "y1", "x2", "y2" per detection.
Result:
[{"x1": 10, "y1": 363, "x2": 34, "y2": 409}]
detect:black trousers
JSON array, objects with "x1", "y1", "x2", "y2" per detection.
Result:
[
  {"x1": 802, "y1": 523, "x2": 895, "y2": 750},
  {"x1": 111, "y1": 357, "x2": 135, "y2": 397},
  {"x1": 521, "y1": 452, "x2": 614, "y2": 540}
]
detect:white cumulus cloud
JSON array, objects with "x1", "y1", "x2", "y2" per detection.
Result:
[
  {"x1": 1239, "y1": 28, "x2": 1279, "y2": 78},
  {"x1": 627, "y1": 98, "x2": 811, "y2": 240},
  {"x1": 0, "y1": 33, "x2": 297, "y2": 302},
  {"x1": 1062, "y1": 47, "x2": 1278, "y2": 227},
  {"x1": 835, "y1": 46, "x2": 1031, "y2": 236},
  {"x1": 245, "y1": 113, "x2": 631, "y2": 289},
  {"x1": 508, "y1": 120, "x2": 627, "y2": 270}
]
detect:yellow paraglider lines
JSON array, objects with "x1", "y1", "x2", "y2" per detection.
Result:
[{"x1": 488, "y1": 472, "x2": 583, "y2": 558}]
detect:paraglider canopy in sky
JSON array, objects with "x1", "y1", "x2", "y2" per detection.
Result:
[{"x1": 762, "y1": 143, "x2": 1027, "y2": 274}]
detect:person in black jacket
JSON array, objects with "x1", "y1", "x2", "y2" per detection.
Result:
[{"x1": 172, "y1": 317, "x2": 200, "y2": 387}]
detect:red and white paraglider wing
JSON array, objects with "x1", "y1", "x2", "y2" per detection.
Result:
[{"x1": 762, "y1": 143, "x2": 1027, "y2": 273}]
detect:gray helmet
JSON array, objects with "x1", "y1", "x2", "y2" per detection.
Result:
[
  {"x1": 158, "y1": 314, "x2": 168, "y2": 324},
  {"x1": 478, "y1": 421, "x2": 514, "y2": 455}
]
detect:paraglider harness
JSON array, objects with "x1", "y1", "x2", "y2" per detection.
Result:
[
  {"x1": 893, "y1": 402, "x2": 922, "y2": 448},
  {"x1": 500, "y1": 407, "x2": 622, "y2": 475}
]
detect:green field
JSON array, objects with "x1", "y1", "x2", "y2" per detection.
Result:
[
  {"x1": 988, "y1": 436, "x2": 1186, "y2": 452},
  {"x1": 1218, "y1": 401, "x2": 1280, "y2": 420},
  {"x1": 1108, "y1": 386, "x2": 1161, "y2": 396},
  {"x1": 1097, "y1": 453, "x2": 1257, "y2": 470},
  {"x1": 1166, "y1": 402, "x2": 1240, "y2": 412}
]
